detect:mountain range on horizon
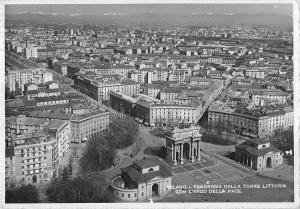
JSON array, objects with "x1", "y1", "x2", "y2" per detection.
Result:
[{"x1": 5, "y1": 12, "x2": 293, "y2": 27}]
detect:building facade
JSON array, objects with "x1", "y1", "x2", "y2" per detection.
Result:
[
  {"x1": 235, "y1": 138, "x2": 283, "y2": 172},
  {"x1": 47, "y1": 119, "x2": 70, "y2": 163},
  {"x1": 208, "y1": 104, "x2": 293, "y2": 138},
  {"x1": 251, "y1": 89, "x2": 290, "y2": 106},
  {"x1": 70, "y1": 109, "x2": 109, "y2": 143},
  {"x1": 11, "y1": 132, "x2": 58, "y2": 185},
  {"x1": 7, "y1": 69, "x2": 33, "y2": 92},
  {"x1": 74, "y1": 75, "x2": 140, "y2": 101},
  {"x1": 111, "y1": 159, "x2": 172, "y2": 202}
]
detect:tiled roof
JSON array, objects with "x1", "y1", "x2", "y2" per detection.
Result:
[
  {"x1": 47, "y1": 119, "x2": 67, "y2": 130},
  {"x1": 236, "y1": 142, "x2": 281, "y2": 157},
  {"x1": 121, "y1": 160, "x2": 172, "y2": 184},
  {"x1": 70, "y1": 109, "x2": 107, "y2": 121}
]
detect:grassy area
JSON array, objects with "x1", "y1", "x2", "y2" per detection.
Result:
[
  {"x1": 144, "y1": 146, "x2": 166, "y2": 158},
  {"x1": 149, "y1": 128, "x2": 167, "y2": 138}
]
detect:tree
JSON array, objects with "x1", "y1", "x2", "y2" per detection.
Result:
[
  {"x1": 79, "y1": 116, "x2": 138, "y2": 174},
  {"x1": 46, "y1": 172, "x2": 113, "y2": 203},
  {"x1": 271, "y1": 127, "x2": 294, "y2": 151},
  {"x1": 107, "y1": 117, "x2": 139, "y2": 149},
  {"x1": 79, "y1": 135, "x2": 115, "y2": 173},
  {"x1": 6, "y1": 184, "x2": 39, "y2": 203}
]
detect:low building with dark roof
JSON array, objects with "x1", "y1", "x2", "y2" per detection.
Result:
[
  {"x1": 111, "y1": 158, "x2": 172, "y2": 202},
  {"x1": 235, "y1": 138, "x2": 283, "y2": 172}
]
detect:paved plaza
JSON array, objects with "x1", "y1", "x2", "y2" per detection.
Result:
[{"x1": 153, "y1": 155, "x2": 248, "y2": 186}]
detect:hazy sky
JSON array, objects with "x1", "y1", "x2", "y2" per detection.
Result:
[{"x1": 5, "y1": 4, "x2": 293, "y2": 16}]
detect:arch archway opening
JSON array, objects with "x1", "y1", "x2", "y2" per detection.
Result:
[
  {"x1": 266, "y1": 157, "x2": 272, "y2": 168},
  {"x1": 183, "y1": 143, "x2": 190, "y2": 159},
  {"x1": 152, "y1": 183, "x2": 159, "y2": 197}
]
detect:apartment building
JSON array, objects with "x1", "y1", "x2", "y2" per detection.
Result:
[
  {"x1": 7, "y1": 69, "x2": 33, "y2": 92},
  {"x1": 79, "y1": 64, "x2": 135, "y2": 78},
  {"x1": 74, "y1": 74, "x2": 140, "y2": 101},
  {"x1": 24, "y1": 81, "x2": 61, "y2": 100},
  {"x1": 24, "y1": 47, "x2": 38, "y2": 59},
  {"x1": 251, "y1": 89, "x2": 290, "y2": 106},
  {"x1": 47, "y1": 119, "x2": 70, "y2": 163},
  {"x1": 208, "y1": 103, "x2": 293, "y2": 138},
  {"x1": 31, "y1": 68, "x2": 53, "y2": 84},
  {"x1": 190, "y1": 77, "x2": 214, "y2": 86},
  {"x1": 149, "y1": 104, "x2": 202, "y2": 126},
  {"x1": 159, "y1": 87, "x2": 182, "y2": 104},
  {"x1": 11, "y1": 131, "x2": 58, "y2": 184},
  {"x1": 244, "y1": 68, "x2": 266, "y2": 79},
  {"x1": 5, "y1": 115, "x2": 44, "y2": 146},
  {"x1": 6, "y1": 68, "x2": 53, "y2": 93},
  {"x1": 129, "y1": 68, "x2": 171, "y2": 84},
  {"x1": 6, "y1": 115, "x2": 44, "y2": 135},
  {"x1": 70, "y1": 109, "x2": 109, "y2": 143}
]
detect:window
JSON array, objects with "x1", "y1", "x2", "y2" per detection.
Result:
[
  {"x1": 121, "y1": 193, "x2": 124, "y2": 197},
  {"x1": 142, "y1": 192, "x2": 144, "y2": 196},
  {"x1": 128, "y1": 194, "x2": 130, "y2": 198},
  {"x1": 134, "y1": 193, "x2": 137, "y2": 197}
]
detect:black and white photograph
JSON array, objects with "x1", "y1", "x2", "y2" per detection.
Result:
[{"x1": 2, "y1": 1, "x2": 299, "y2": 208}]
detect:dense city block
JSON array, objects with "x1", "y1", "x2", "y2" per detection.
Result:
[{"x1": 4, "y1": 5, "x2": 294, "y2": 203}]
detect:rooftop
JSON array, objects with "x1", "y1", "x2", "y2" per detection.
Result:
[
  {"x1": 71, "y1": 109, "x2": 107, "y2": 121},
  {"x1": 121, "y1": 159, "x2": 172, "y2": 184},
  {"x1": 133, "y1": 159, "x2": 158, "y2": 169},
  {"x1": 47, "y1": 119, "x2": 67, "y2": 130},
  {"x1": 236, "y1": 141, "x2": 281, "y2": 157},
  {"x1": 6, "y1": 115, "x2": 43, "y2": 126}
]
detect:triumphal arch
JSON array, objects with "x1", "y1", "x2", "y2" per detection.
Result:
[{"x1": 165, "y1": 125, "x2": 202, "y2": 166}]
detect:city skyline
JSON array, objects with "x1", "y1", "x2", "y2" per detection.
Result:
[{"x1": 6, "y1": 4, "x2": 293, "y2": 16}]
